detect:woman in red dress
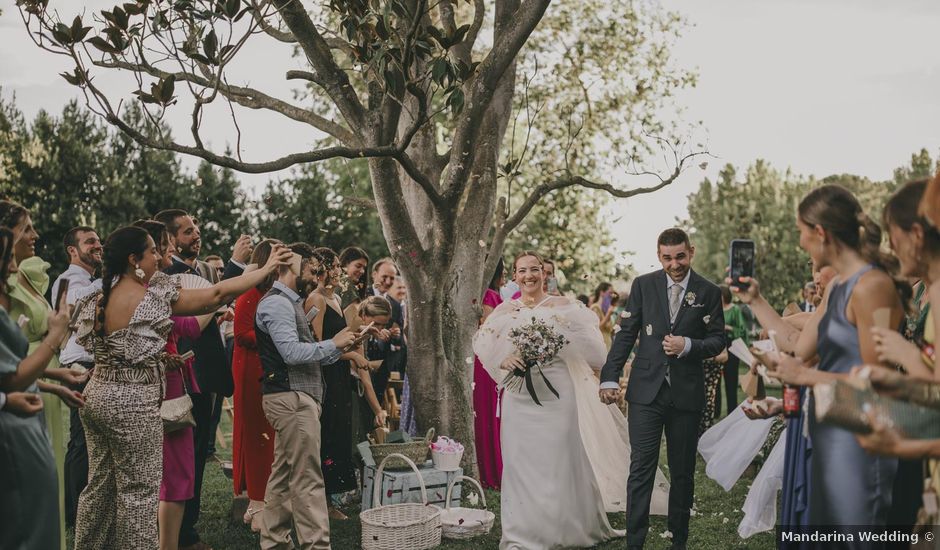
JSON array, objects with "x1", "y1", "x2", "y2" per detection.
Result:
[
  {"x1": 231, "y1": 240, "x2": 279, "y2": 531},
  {"x1": 474, "y1": 258, "x2": 505, "y2": 489}
]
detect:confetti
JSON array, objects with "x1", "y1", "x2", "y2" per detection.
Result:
[
  {"x1": 723, "y1": 517, "x2": 729, "y2": 524},
  {"x1": 465, "y1": 357, "x2": 473, "y2": 364},
  {"x1": 261, "y1": 433, "x2": 270, "y2": 440},
  {"x1": 659, "y1": 530, "x2": 673, "y2": 539},
  {"x1": 468, "y1": 492, "x2": 479, "y2": 506},
  {"x1": 478, "y1": 240, "x2": 486, "y2": 247},
  {"x1": 699, "y1": 161, "x2": 708, "y2": 170}
]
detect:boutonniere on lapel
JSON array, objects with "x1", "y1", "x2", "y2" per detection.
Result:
[
  {"x1": 645, "y1": 324, "x2": 653, "y2": 336},
  {"x1": 621, "y1": 311, "x2": 631, "y2": 319},
  {"x1": 684, "y1": 291, "x2": 696, "y2": 307},
  {"x1": 703, "y1": 315, "x2": 711, "y2": 325}
]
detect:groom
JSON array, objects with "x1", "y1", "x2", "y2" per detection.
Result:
[{"x1": 599, "y1": 228, "x2": 725, "y2": 550}]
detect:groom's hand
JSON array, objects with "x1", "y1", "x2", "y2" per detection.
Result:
[
  {"x1": 599, "y1": 388, "x2": 620, "y2": 405},
  {"x1": 662, "y1": 334, "x2": 686, "y2": 356}
]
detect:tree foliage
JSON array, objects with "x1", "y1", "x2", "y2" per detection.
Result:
[{"x1": 682, "y1": 151, "x2": 938, "y2": 310}]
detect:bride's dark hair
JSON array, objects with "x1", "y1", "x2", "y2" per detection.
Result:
[{"x1": 512, "y1": 250, "x2": 544, "y2": 273}]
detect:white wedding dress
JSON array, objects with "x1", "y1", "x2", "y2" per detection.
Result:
[{"x1": 473, "y1": 296, "x2": 669, "y2": 550}]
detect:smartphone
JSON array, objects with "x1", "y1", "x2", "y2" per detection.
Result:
[
  {"x1": 54, "y1": 279, "x2": 70, "y2": 312},
  {"x1": 729, "y1": 239, "x2": 755, "y2": 289},
  {"x1": 601, "y1": 293, "x2": 612, "y2": 311},
  {"x1": 179, "y1": 350, "x2": 195, "y2": 361},
  {"x1": 546, "y1": 277, "x2": 559, "y2": 295}
]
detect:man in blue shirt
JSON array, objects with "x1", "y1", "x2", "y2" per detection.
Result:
[{"x1": 255, "y1": 242, "x2": 356, "y2": 550}]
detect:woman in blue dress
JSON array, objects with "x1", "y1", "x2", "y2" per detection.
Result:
[{"x1": 730, "y1": 184, "x2": 907, "y2": 541}]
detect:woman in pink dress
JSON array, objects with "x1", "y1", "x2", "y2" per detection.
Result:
[{"x1": 474, "y1": 258, "x2": 504, "y2": 489}]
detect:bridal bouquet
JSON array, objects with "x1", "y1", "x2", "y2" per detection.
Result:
[{"x1": 503, "y1": 317, "x2": 569, "y2": 406}]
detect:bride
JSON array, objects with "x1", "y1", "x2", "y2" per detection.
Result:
[{"x1": 473, "y1": 251, "x2": 668, "y2": 550}]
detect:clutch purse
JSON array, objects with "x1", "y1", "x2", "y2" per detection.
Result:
[
  {"x1": 160, "y1": 353, "x2": 196, "y2": 433},
  {"x1": 814, "y1": 379, "x2": 940, "y2": 439},
  {"x1": 161, "y1": 393, "x2": 195, "y2": 433}
]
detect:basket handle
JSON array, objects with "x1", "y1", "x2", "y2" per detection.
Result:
[
  {"x1": 423, "y1": 427, "x2": 436, "y2": 443},
  {"x1": 445, "y1": 475, "x2": 487, "y2": 511},
  {"x1": 371, "y1": 452, "x2": 429, "y2": 510}
]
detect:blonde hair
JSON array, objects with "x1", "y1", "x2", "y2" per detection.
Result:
[
  {"x1": 512, "y1": 250, "x2": 544, "y2": 273},
  {"x1": 359, "y1": 295, "x2": 392, "y2": 318}
]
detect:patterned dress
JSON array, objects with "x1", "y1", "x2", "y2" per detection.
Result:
[{"x1": 72, "y1": 273, "x2": 181, "y2": 549}]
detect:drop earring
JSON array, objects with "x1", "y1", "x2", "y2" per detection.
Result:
[{"x1": 135, "y1": 263, "x2": 145, "y2": 280}]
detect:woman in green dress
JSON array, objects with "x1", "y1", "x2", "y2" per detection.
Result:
[
  {"x1": 0, "y1": 225, "x2": 74, "y2": 550},
  {"x1": 0, "y1": 200, "x2": 86, "y2": 550}
]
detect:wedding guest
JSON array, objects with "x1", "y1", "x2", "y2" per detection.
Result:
[
  {"x1": 51, "y1": 225, "x2": 103, "y2": 527},
  {"x1": 204, "y1": 254, "x2": 233, "y2": 460},
  {"x1": 389, "y1": 275, "x2": 407, "y2": 303},
  {"x1": 863, "y1": 179, "x2": 940, "y2": 529},
  {"x1": 721, "y1": 284, "x2": 749, "y2": 416},
  {"x1": 0, "y1": 200, "x2": 84, "y2": 550},
  {"x1": 71, "y1": 225, "x2": 288, "y2": 549},
  {"x1": 731, "y1": 184, "x2": 907, "y2": 533},
  {"x1": 338, "y1": 246, "x2": 370, "y2": 313},
  {"x1": 135, "y1": 219, "x2": 209, "y2": 550},
  {"x1": 351, "y1": 296, "x2": 392, "y2": 444},
  {"x1": 372, "y1": 258, "x2": 411, "y2": 432},
  {"x1": 474, "y1": 257, "x2": 504, "y2": 489},
  {"x1": 255, "y1": 242, "x2": 356, "y2": 549},
  {"x1": 798, "y1": 282, "x2": 817, "y2": 312},
  {"x1": 306, "y1": 246, "x2": 363, "y2": 519},
  {"x1": 0, "y1": 226, "x2": 73, "y2": 550},
  {"x1": 589, "y1": 282, "x2": 615, "y2": 348},
  {"x1": 231, "y1": 239, "x2": 280, "y2": 532},
  {"x1": 154, "y1": 209, "x2": 250, "y2": 550}
]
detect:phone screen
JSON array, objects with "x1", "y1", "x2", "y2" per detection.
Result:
[
  {"x1": 730, "y1": 239, "x2": 755, "y2": 288},
  {"x1": 54, "y1": 279, "x2": 70, "y2": 312},
  {"x1": 546, "y1": 277, "x2": 559, "y2": 294}
]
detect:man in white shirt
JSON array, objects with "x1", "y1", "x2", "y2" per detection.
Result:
[{"x1": 50, "y1": 225, "x2": 102, "y2": 527}]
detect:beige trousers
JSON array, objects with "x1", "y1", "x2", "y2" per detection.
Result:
[{"x1": 261, "y1": 391, "x2": 330, "y2": 550}]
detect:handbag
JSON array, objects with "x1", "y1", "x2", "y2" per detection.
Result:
[{"x1": 161, "y1": 362, "x2": 196, "y2": 433}]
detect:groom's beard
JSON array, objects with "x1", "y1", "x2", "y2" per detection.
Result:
[{"x1": 666, "y1": 265, "x2": 689, "y2": 281}]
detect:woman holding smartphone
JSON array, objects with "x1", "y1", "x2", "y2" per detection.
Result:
[{"x1": 730, "y1": 184, "x2": 906, "y2": 533}]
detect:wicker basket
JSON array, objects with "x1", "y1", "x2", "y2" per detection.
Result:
[
  {"x1": 370, "y1": 428, "x2": 434, "y2": 470},
  {"x1": 360, "y1": 453, "x2": 442, "y2": 550},
  {"x1": 440, "y1": 475, "x2": 495, "y2": 540}
]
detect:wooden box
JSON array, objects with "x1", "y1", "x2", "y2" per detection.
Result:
[{"x1": 361, "y1": 460, "x2": 463, "y2": 511}]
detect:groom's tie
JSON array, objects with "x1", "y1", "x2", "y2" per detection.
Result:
[
  {"x1": 665, "y1": 283, "x2": 683, "y2": 385},
  {"x1": 669, "y1": 283, "x2": 683, "y2": 323}
]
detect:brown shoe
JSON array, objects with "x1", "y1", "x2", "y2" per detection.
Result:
[{"x1": 328, "y1": 507, "x2": 349, "y2": 520}]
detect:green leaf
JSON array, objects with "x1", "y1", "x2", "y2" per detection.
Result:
[
  {"x1": 447, "y1": 87, "x2": 464, "y2": 114},
  {"x1": 224, "y1": 0, "x2": 240, "y2": 18},
  {"x1": 87, "y1": 36, "x2": 119, "y2": 53},
  {"x1": 159, "y1": 74, "x2": 176, "y2": 104},
  {"x1": 452, "y1": 24, "x2": 470, "y2": 45},
  {"x1": 431, "y1": 57, "x2": 448, "y2": 85},
  {"x1": 203, "y1": 29, "x2": 218, "y2": 63}
]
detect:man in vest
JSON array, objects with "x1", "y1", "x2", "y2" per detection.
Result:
[{"x1": 255, "y1": 242, "x2": 356, "y2": 550}]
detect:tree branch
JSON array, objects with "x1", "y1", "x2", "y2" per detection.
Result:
[
  {"x1": 442, "y1": 0, "x2": 550, "y2": 203},
  {"x1": 250, "y1": 0, "x2": 297, "y2": 43},
  {"x1": 273, "y1": 0, "x2": 367, "y2": 133},
  {"x1": 96, "y1": 59, "x2": 358, "y2": 145}
]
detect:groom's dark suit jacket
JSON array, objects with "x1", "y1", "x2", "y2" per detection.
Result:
[{"x1": 600, "y1": 269, "x2": 725, "y2": 411}]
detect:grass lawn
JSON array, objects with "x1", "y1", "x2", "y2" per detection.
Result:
[
  {"x1": 189, "y1": 383, "x2": 778, "y2": 549},
  {"x1": 66, "y1": 379, "x2": 777, "y2": 549}
]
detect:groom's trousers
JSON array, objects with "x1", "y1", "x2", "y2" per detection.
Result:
[{"x1": 626, "y1": 380, "x2": 701, "y2": 547}]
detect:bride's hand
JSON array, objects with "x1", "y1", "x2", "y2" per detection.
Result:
[
  {"x1": 599, "y1": 388, "x2": 620, "y2": 405},
  {"x1": 500, "y1": 354, "x2": 524, "y2": 372}
]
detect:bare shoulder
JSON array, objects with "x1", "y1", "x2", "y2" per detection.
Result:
[{"x1": 854, "y1": 268, "x2": 897, "y2": 295}]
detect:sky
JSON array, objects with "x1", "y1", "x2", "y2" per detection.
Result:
[{"x1": 2, "y1": 1, "x2": 940, "y2": 273}]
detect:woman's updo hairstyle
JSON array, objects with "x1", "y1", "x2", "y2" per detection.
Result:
[
  {"x1": 0, "y1": 199, "x2": 29, "y2": 232},
  {"x1": 883, "y1": 180, "x2": 940, "y2": 262},
  {"x1": 311, "y1": 247, "x2": 339, "y2": 277},
  {"x1": 799, "y1": 184, "x2": 910, "y2": 306},
  {"x1": 97, "y1": 226, "x2": 152, "y2": 334}
]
